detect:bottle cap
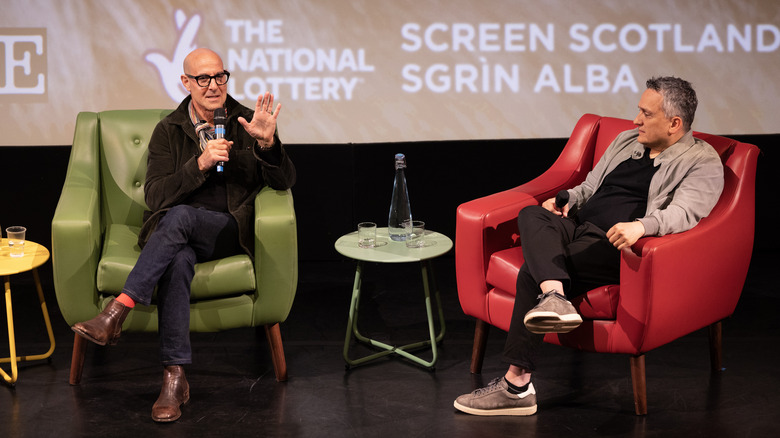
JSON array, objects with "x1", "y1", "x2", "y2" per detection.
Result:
[{"x1": 394, "y1": 153, "x2": 406, "y2": 169}]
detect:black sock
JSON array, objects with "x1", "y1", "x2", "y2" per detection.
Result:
[{"x1": 504, "y1": 377, "x2": 530, "y2": 394}]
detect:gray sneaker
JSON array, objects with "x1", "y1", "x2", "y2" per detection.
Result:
[
  {"x1": 523, "y1": 290, "x2": 582, "y2": 334},
  {"x1": 454, "y1": 377, "x2": 537, "y2": 416}
]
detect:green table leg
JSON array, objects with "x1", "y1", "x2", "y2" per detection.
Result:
[{"x1": 343, "y1": 260, "x2": 445, "y2": 370}]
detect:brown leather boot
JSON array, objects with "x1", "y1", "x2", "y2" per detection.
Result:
[
  {"x1": 71, "y1": 298, "x2": 131, "y2": 346},
  {"x1": 152, "y1": 365, "x2": 190, "y2": 423}
]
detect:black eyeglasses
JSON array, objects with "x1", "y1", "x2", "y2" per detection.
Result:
[{"x1": 185, "y1": 70, "x2": 230, "y2": 88}]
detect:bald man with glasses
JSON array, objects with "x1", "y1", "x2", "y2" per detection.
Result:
[{"x1": 71, "y1": 48, "x2": 296, "y2": 423}]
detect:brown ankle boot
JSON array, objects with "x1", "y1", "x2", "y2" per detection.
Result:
[
  {"x1": 71, "y1": 298, "x2": 131, "y2": 346},
  {"x1": 152, "y1": 365, "x2": 190, "y2": 423}
]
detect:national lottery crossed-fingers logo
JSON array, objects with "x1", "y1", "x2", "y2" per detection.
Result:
[
  {"x1": 145, "y1": 10, "x2": 200, "y2": 103},
  {"x1": 145, "y1": 9, "x2": 375, "y2": 104}
]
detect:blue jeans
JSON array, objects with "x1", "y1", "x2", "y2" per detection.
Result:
[{"x1": 122, "y1": 205, "x2": 241, "y2": 366}]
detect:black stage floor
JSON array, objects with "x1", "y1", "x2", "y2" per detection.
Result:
[{"x1": 2, "y1": 253, "x2": 779, "y2": 437}]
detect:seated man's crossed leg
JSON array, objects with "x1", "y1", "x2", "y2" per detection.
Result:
[
  {"x1": 454, "y1": 205, "x2": 620, "y2": 416},
  {"x1": 72, "y1": 205, "x2": 241, "y2": 422}
]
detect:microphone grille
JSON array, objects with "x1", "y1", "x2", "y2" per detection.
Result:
[{"x1": 213, "y1": 108, "x2": 226, "y2": 124}]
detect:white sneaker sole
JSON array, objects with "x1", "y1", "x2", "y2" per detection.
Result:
[
  {"x1": 453, "y1": 400, "x2": 537, "y2": 416},
  {"x1": 523, "y1": 311, "x2": 583, "y2": 334}
]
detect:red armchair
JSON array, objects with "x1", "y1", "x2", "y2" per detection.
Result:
[{"x1": 455, "y1": 114, "x2": 760, "y2": 415}]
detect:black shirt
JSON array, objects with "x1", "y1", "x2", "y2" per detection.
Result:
[
  {"x1": 576, "y1": 148, "x2": 659, "y2": 232},
  {"x1": 185, "y1": 171, "x2": 228, "y2": 212}
]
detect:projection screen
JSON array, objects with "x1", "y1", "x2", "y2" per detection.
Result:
[{"x1": 2, "y1": 0, "x2": 779, "y2": 146}]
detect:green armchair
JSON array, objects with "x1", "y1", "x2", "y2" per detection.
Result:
[{"x1": 52, "y1": 110, "x2": 298, "y2": 384}]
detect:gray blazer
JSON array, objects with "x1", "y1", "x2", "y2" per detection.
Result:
[{"x1": 567, "y1": 128, "x2": 724, "y2": 237}]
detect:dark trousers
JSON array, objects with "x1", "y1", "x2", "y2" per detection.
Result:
[
  {"x1": 502, "y1": 205, "x2": 621, "y2": 371},
  {"x1": 122, "y1": 205, "x2": 241, "y2": 366}
]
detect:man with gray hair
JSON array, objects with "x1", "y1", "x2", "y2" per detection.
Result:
[{"x1": 454, "y1": 76, "x2": 724, "y2": 416}]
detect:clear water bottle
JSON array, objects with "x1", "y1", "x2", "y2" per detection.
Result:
[{"x1": 388, "y1": 153, "x2": 412, "y2": 241}]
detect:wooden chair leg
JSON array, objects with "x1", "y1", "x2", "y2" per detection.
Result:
[
  {"x1": 630, "y1": 354, "x2": 648, "y2": 415},
  {"x1": 69, "y1": 334, "x2": 87, "y2": 385},
  {"x1": 265, "y1": 323, "x2": 288, "y2": 382},
  {"x1": 470, "y1": 319, "x2": 490, "y2": 374},
  {"x1": 709, "y1": 321, "x2": 724, "y2": 372}
]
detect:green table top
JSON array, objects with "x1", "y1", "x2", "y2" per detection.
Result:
[{"x1": 335, "y1": 227, "x2": 452, "y2": 263}]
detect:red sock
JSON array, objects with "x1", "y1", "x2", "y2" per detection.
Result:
[{"x1": 115, "y1": 293, "x2": 136, "y2": 308}]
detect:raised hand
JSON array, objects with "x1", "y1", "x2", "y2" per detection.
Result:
[{"x1": 238, "y1": 92, "x2": 281, "y2": 149}]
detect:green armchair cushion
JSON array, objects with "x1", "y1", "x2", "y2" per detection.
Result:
[{"x1": 96, "y1": 224, "x2": 256, "y2": 300}]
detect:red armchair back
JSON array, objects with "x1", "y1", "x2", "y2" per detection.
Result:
[{"x1": 455, "y1": 114, "x2": 760, "y2": 414}]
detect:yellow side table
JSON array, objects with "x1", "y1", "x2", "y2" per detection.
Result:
[{"x1": 0, "y1": 239, "x2": 56, "y2": 385}]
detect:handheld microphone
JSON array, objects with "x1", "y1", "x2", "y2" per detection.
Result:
[
  {"x1": 213, "y1": 108, "x2": 226, "y2": 173},
  {"x1": 555, "y1": 190, "x2": 569, "y2": 209}
]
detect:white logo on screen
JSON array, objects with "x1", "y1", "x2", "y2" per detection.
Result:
[
  {"x1": 0, "y1": 32, "x2": 45, "y2": 95},
  {"x1": 145, "y1": 10, "x2": 201, "y2": 103}
]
